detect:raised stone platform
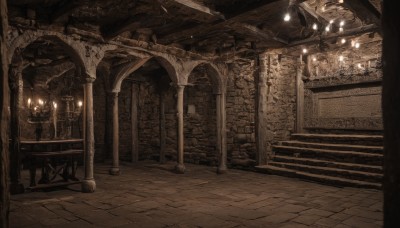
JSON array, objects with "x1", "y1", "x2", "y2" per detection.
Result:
[{"x1": 257, "y1": 133, "x2": 383, "y2": 189}]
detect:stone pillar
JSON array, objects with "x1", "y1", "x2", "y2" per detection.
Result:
[
  {"x1": 131, "y1": 83, "x2": 139, "y2": 162},
  {"x1": 256, "y1": 54, "x2": 269, "y2": 165},
  {"x1": 175, "y1": 85, "x2": 185, "y2": 173},
  {"x1": 296, "y1": 55, "x2": 304, "y2": 133},
  {"x1": 109, "y1": 92, "x2": 120, "y2": 175},
  {"x1": 82, "y1": 77, "x2": 96, "y2": 193},
  {"x1": 216, "y1": 92, "x2": 228, "y2": 174},
  {"x1": 9, "y1": 66, "x2": 24, "y2": 194}
]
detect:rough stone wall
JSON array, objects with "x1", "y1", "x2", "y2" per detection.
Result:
[
  {"x1": 118, "y1": 81, "x2": 134, "y2": 161},
  {"x1": 183, "y1": 70, "x2": 217, "y2": 165},
  {"x1": 93, "y1": 76, "x2": 107, "y2": 161},
  {"x1": 136, "y1": 79, "x2": 161, "y2": 160},
  {"x1": 226, "y1": 60, "x2": 257, "y2": 166},
  {"x1": 259, "y1": 54, "x2": 297, "y2": 160}
]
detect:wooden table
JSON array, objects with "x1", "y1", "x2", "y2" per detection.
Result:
[{"x1": 20, "y1": 139, "x2": 84, "y2": 190}]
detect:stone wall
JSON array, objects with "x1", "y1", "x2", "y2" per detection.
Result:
[
  {"x1": 303, "y1": 35, "x2": 383, "y2": 133},
  {"x1": 135, "y1": 79, "x2": 161, "y2": 161},
  {"x1": 183, "y1": 69, "x2": 217, "y2": 165},
  {"x1": 226, "y1": 60, "x2": 257, "y2": 166},
  {"x1": 258, "y1": 53, "x2": 297, "y2": 161},
  {"x1": 93, "y1": 75, "x2": 108, "y2": 162}
]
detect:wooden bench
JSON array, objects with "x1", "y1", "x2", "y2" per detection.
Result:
[{"x1": 20, "y1": 139, "x2": 84, "y2": 190}]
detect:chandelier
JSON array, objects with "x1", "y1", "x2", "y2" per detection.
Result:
[{"x1": 26, "y1": 95, "x2": 83, "y2": 140}]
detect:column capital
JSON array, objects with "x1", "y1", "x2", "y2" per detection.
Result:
[
  {"x1": 111, "y1": 91, "x2": 119, "y2": 97},
  {"x1": 85, "y1": 77, "x2": 96, "y2": 83}
]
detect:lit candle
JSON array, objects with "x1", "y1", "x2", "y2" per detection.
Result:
[
  {"x1": 27, "y1": 98, "x2": 31, "y2": 108},
  {"x1": 78, "y1": 101, "x2": 83, "y2": 108},
  {"x1": 53, "y1": 102, "x2": 57, "y2": 138}
]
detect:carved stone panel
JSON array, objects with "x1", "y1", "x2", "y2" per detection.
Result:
[{"x1": 304, "y1": 80, "x2": 382, "y2": 131}]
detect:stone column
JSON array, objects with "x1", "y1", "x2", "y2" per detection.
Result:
[
  {"x1": 82, "y1": 77, "x2": 96, "y2": 193},
  {"x1": 9, "y1": 66, "x2": 24, "y2": 194},
  {"x1": 256, "y1": 54, "x2": 269, "y2": 165},
  {"x1": 131, "y1": 83, "x2": 139, "y2": 162},
  {"x1": 175, "y1": 85, "x2": 185, "y2": 173},
  {"x1": 296, "y1": 55, "x2": 304, "y2": 133},
  {"x1": 216, "y1": 92, "x2": 228, "y2": 174},
  {"x1": 109, "y1": 92, "x2": 120, "y2": 175}
]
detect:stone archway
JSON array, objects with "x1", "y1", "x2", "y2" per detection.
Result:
[{"x1": 186, "y1": 62, "x2": 228, "y2": 173}]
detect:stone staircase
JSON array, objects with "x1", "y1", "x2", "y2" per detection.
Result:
[{"x1": 255, "y1": 133, "x2": 383, "y2": 189}]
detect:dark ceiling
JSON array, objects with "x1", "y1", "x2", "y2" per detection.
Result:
[
  {"x1": 8, "y1": 0, "x2": 381, "y2": 55},
  {"x1": 8, "y1": 0, "x2": 382, "y2": 80}
]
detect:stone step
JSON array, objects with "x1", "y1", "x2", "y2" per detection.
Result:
[
  {"x1": 280, "y1": 141, "x2": 383, "y2": 154},
  {"x1": 273, "y1": 145, "x2": 382, "y2": 166},
  {"x1": 268, "y1": 161, "x2": 382, "y2": 183},
  {"x1": 255, "y1": 165, "x2": 381, "y2": 189},
  {"x1": 273, "y1": 155, "x2": 383, "y2": 174},
  {"x1": 291, "y1": 133, "x2": 383, "y2": 146}
]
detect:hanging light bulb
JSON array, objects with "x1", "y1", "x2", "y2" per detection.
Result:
[
  {"x1": 329, "y1": 19, "x2": 334, "y2": 24},
  {"x1": 355, "y1": 42, "x2": 360, "y2": 48},
  {"x1": 284, "y1": 13, "x2": 291, "y2": 22},
  {"x1": 341, "y1": 38, "x2": 346, "y2": 44},
  {"x1": 339, "y1": 20, "x2": 345, "y2": 27},
  {"x1": 339, "y1": 55, "x2": 344, "y2": 61},
  {"x1": 312, "y1": 57, "x2": 317, "y2": 62},
  {"x1": 312, "y1": 23, "x2": 318, "y2": 30},
  {"x1": 302, "y1": 48, "x2": 308, "y2": 54},
  {"x1": 325, "y1": 25, "x2": 330, "y2": 32}
]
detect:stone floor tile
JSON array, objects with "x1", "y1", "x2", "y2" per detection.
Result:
[
  {"x1": 291, "y1": 214, "x2": 322, "y2": 225},
  {"x1": 275, "y1": 204, "x2": 309, "y2": 213},
  {"x1": 9, "y1": 162, "x2": 383, "y2": 228},
  {"x1": 257, "y1": 212, "x2": 298, "y2": 224},
  {"x1": 342, "y1": 216, "x2": 381, "y2": 228},
  {"x1": 315, "y1": 217, "x2": 341, "y2": 227},
  {"x1": 300, "y1": 208, "x2": 334, "y2": 217}
]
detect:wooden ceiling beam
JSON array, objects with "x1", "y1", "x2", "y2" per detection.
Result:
[
  {"x1": 343, "y1": 0, "x2": 380, "y2": 28},
  {"x1": 299, "y1": 2, "x2": 329, "y2": 23},
  {"x1": 50, "y1": 0, "x2": 80, "y2": 23},
  {"x1": 289, "y1": 24, "x2": 378, "y2": 46},
  {"x1": 232, "y1": 23, "x2": 288, "y2": 44},
  {"x1": 9, "y1": 0, "x2": 59, "y2": 6},
  {"x1": 164, "y1": 0, "x2": 225, "y2": 20},
  {"x1": 158, "y1": 0, "x2": 291, "y2": 44},
  {"x1": 101, "y1": 14, "x2": 148, "y2": 40}
]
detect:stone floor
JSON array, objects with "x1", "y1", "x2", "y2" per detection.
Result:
[{"x1": 10, "y1": 161, "x2": 383, "y2": 228}]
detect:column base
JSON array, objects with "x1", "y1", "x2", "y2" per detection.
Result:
[
  {"x1": 217, "y1": 166, "x2": 228, "y2": 174},
  {"x1": 81, "y1": 179, "x2": 96, "y2": 193},
  {"x1": 175, "y1": 164, "x2": 185, "y2": 174},
  {"x1": 109, "y1": 167, "x2": 121, "y2": 175},
  {"x1": 10, "y1": 183, "x2": 25, "y2": 195}
]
